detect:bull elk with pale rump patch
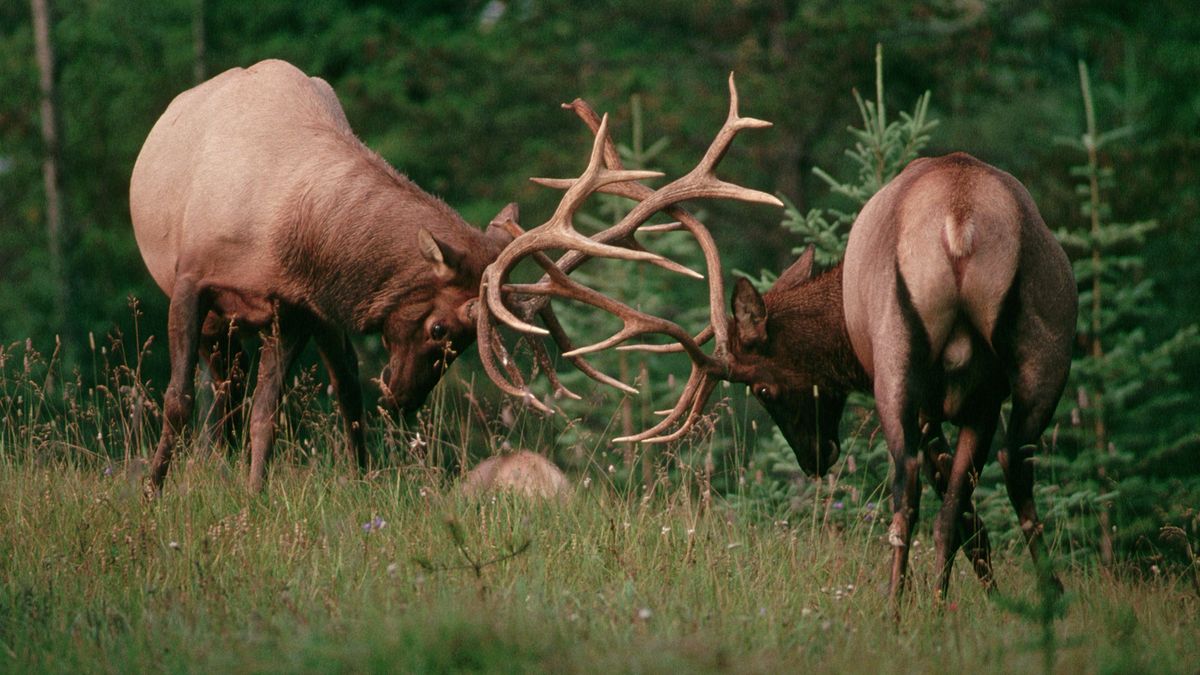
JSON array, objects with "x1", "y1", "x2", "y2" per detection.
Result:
[
  {"x1": 479, "y1": 81, "x2": 1076, "y2": 610},
  {"x1": 130, "y1": 59, "x2": 529, "y2": 494}
]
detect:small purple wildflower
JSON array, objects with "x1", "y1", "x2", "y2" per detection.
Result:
[
  {"x1": 862, "y1": 501, "x2": 876, "y2": 520},
  {"x1": 832, "y1": 501, "x2": 845, "y2": 510},
  {"x1": 103, "y1": 465, "x2": 113, "y2": 477},
  {"x1": 362, "y1": 515, "x2": 387, "y2": 534}
]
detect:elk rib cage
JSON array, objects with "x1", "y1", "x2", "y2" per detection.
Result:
[{"x1": 476, "y1": 74, "x2": 782, "y2": 442}]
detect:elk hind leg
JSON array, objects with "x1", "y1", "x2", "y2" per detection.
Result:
[
  {"x1": 923, "y1": 428, "x2": 996, "y2": 594},
  {"x1": 999, "y1": 397, "x2": 1064, "y2": 594},
  {"x1": 875, "y1": 373, "x2": 924, "y2": 616}
]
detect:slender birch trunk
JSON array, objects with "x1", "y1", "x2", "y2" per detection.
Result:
[{"x1": 31, "y1": 0, "x2": 68, "y2": 339}]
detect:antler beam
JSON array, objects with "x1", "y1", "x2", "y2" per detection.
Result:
[{"x1": 476, "y1": 74, "x2": 780, "y2": 443}]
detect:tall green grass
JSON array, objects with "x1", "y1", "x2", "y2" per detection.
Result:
[
  {"x1": 1, "y1": 337, "x2": 1198, "y2": 673},
  {"x1": 1, "y1": 455, "x2": 1198, "y2": 673}
]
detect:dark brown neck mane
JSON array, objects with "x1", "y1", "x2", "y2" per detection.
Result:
[
  {"x1": 762, "y1": 264, "x2": 871, "y2": 393},
  {"x1": 272, "y1": 130, "x2": 496, "y2": 330}
]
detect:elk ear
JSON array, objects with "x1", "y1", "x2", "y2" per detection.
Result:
[
  {"x1": 486, "y1": 202, "x2": 518, "y2": 248},
  {"x1": 732, "y1": 277, "x2": 768, "y2": 348},
  {"x1": 774, "y1": 245, "x2": 815, "y2": 293},
  {"x1": 417, "y1": 229, "x2": 463, "y2": 280}
]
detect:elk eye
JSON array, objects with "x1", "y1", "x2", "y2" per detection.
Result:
[
  {"x1": 754, "y1": 384, "x2": 772, "y2": 400},
  {"x1": 430, "y1": 323, "x2": 447, "y2": 341}
]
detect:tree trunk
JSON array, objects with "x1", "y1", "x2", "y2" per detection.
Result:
[
  {"x1": 192, "y1": 0, "x2": 206, "y2": 84},
  {"x1": 30, "y1": 0, "x2": 68, "y2": 339},
  {"x1": 1080, "y1": 62, "x2": 1115, "y2": 569}
]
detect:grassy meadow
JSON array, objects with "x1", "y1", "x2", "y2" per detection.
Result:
[
  {"x1": 0, "y1": 341, "x2": 1198, "y2": 674},
  {"x1": 1, "y1": 451, "x2": 1198, "y2": 673}
]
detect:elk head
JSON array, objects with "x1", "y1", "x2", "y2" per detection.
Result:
[
  {"x1": 725, "y1": 249, "x2": 868, "y2": 476},
  {"x1": 379, "y1": 216, "x2": 514, "y2": 416}
]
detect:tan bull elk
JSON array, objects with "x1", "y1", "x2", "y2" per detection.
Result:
[
  {"x1": 479, "y1": 81, "x2": 1076, "y2": 608},
  {"x1": 130, "y1": 59, "x2": 524, "y2": 494}
]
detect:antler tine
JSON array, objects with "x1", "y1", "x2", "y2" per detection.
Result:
[
  {"x1": 483, "y1": 227, "x2": 675, "y2": 336},
  {"x1": 638, "y1": 221, "x2": 685, "y2": 233},
  {"x1": 639, "y1": 374, "x2": 720, "y2": 444},
  {"x1": 481, "y1": 111, "x2": 668, "y2": 336},
  {"x1": 486, "y1": 216, "x2": 641, "y2": 397},
  {"x1": 475, "y1": 290, "x2": 554, "y2": 414},
  {"x1": 564, "y1": 98, "x2": 623, "y2": 166},
  {"x1": 543, "y1": 113, "x2": 667, "y2": 228},
  {"x1": 613, "y1": 366, "x2": 719, "y2": 444},
  {"x1": 617, "y1": 324, "x2": 715, "y2": 354},
  {"x1": 523, "y1": 334, "x2": 582, "y2": 401},
  {"x1": 504, "y1": 270, "x2": 714, "y2": 367},
  {"x1": 695, "y1": 73, "x2": 774, "y2": 172},
  {"x1": 537, "y1": 305, "x2": 638, "y2": 395},
  {"x1": 549, "y1": 78, "x2": 780, "y2": 362},
  {"x1": 529, "y1": 179, "x2": 702, "y2": 280},
  {"x1": 614, "y1": 367, "x2": 703, "y2": 443}
]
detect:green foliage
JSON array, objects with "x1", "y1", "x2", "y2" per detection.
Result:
[
  {"x1": 1051, "y1": 61, "x2": 1200, "y2": 558},
  {"x1": 801, "y1": 45, "x2": 937, "y2": 261},
  {"x1": 737, "y1": 45, "x2": 938, "y2": 287}
]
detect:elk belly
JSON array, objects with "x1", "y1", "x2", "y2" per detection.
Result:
[{"x1": 209, "y1": 287, "x2": 280, "y2": 327}]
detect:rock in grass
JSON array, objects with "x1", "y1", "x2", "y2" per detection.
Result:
[{"x1": 459, "y1": 451, "x2": 571, "y2": 500}]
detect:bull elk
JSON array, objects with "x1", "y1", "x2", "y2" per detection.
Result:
[
  {"x1": 130, "y1": 59, "x2": 527, "y2": 494},
  {"x1": 479, "y1": 80, "x2": 1076, "y2": 607}
]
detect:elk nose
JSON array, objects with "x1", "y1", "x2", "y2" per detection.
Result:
[
  {"x1": 401, "y1": 406, "x2": 419, "y2": 426},
  {"x1": 818, "y1": 440, "x2": 841, "y2": 476}
]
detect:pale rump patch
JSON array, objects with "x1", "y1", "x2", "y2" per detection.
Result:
[{"x1": 942, "y1": 213, "x2": 975, "y2": 258}]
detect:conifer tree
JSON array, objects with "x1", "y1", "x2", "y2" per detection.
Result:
[{"x1": 1054, "y1": 62, "x2": 1200, "y2": 563}]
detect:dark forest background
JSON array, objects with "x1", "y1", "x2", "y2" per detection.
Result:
[{"x1": 1, "y1": 0, "x2": 1197, "y2": 564}]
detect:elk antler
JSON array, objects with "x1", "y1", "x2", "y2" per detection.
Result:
[{"x1": 477, "y1": 74, "x2": 781, "y2": 442}]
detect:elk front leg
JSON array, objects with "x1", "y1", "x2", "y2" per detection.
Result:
[
  {"x1": 247, "y1": 318, "x2": 308, "y2": 494},
  {"x1": 922, "y1": 431, "x2": 995, "y2": 595},
  {"x1": 313, "y1": 324, "x2": 367, "y2": 474},
  {"x1": 930, "y1": 396, "x2": 1000, "y2": 602},
  {"x1": 147, "y1": 277, "x2": 207, "y2": 495}
]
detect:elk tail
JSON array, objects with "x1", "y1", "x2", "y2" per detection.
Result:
[
  {"x1": 941, "y1": 212, "x2": 976, "y2": 259},
  {"x1": 941, "y1": 212, "x2": 976, "y2": 288}
]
